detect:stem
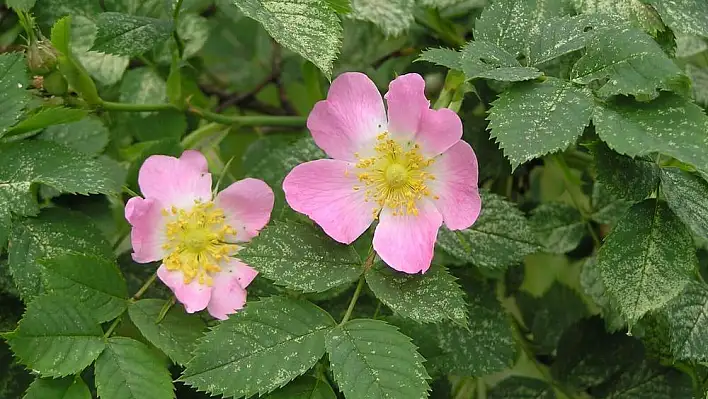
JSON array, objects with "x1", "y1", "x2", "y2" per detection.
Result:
[
  {"x1": 132, "y1": 272, "x2": 158, "y2": 301},
  {"x1": 172, "y1": 0, "x2": 185, "y2": 57},
  {"x1": 100, "y1": 101, "x2": 307, "y2": 127},
  {"x1": 586, "y1": 222, "x2": 601, "y2": 247},
  {"x1": 155, "y1": 296, "x2": 176, "y2": 323},
  {"x1": 340, "y1": 276, "x2": 366, "y2": 325},
  {"x1": 103, "y1": 315, "x2": 122, "y2": 338},
  {"x1": 340, "y1": 250, "x2": 377, "y2": 324},
  {"x1": 102, "y1": 101, "x2": 176, "y2": 112},
  {"x1": 188, "y1": 105, "x2": 306, "y2": 126},
  {"x1": 552, "y1": 155, "x2": 589, "y2": 217},
  {"x1": 180, "y1": 122, "x2": 225, "y2": 149}
]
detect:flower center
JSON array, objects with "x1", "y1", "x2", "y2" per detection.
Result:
[
  {"x1": 353, "y1": 132, "x2": 437, "y2": 218},
  {"x1": 161, "y1": 201, "x2": 236, "y2": 286}
]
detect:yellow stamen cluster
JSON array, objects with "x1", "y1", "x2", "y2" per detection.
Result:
[
  {"x1": 161, "y1": 201, "x2": 236, "y2": 286},
  {"x1": 353, "y1": 133, "x2": 437, "y2": 218}
]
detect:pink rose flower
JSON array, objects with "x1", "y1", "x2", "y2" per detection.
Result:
[
  {"x1": 283, "y1": 72, "x2": 481, "y2": 274},
  {"x1": 125, "y1": 150, "x2": 274, "y2": 319}
]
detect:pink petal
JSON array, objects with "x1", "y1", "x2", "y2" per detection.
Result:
[
  {"x1": 416, "y1": 108, "x2": 463, "y2": 157},
  {"x1": 207, "y1": 263, "x2": 250, "y2": 320},
  {"x1": 373, "y1": 200, "x2": 443, "y2": 274},
  {"x1": 229, "y1": 259, "x2": 259, "y2": 287},
  {"x1": 429, "y1": 141, "x2": 481, "y2": 230},
  {"x1": 384, "y1": 73, "x2": 429, "y2": 141},
  {"x1": 138, "y1": 150, "x2": 212, "y2": 209},
  {"x1": 215, "y1": 178, "x2": 275, "y2": 243},
  {"x1": 307, "y1": 72, "x2": 387, "y2": 161},
  {"x1": 125, "y1": 196, "x2": 166, "y2": 263},
  {"x1": 157, "y1": 265, "x2": 212, "y2": 314},
  {"x1": 283, "y1": 159, "x2": 376, "y2": 244}
]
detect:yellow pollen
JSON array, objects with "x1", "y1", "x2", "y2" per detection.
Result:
[
  {"x1": 353, "y1": 132, "x2": 436, "y2": 218},
  {"x1": 161, "y1": 200, "x2": 237, "y2": 286}
]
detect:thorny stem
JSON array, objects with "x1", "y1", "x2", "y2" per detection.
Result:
[{"x1": 340, "y1": 251, "x2": 376, "y2": 325}]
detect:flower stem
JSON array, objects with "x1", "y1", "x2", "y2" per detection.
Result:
[
  {"x1": 340, "y1": 251, "x2": 376, "y2": 325},
  {"x1": 132, "y1": 271, "x2": 158, "y2": 301},
  {"x1": 340, "y1": 276, "x2": 366, "y2": 325}
]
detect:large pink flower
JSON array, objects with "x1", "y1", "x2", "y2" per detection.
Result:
[
  {"x1": 283, "y1": 73, "x2": 481, "y2": 274},
  {"x1": 125, "y1": 150, "x2": 274, "y2": 319}
]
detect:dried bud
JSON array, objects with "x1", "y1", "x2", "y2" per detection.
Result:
[{"x1": 27, "y1": 39, "x2": 59, "y2": 75}]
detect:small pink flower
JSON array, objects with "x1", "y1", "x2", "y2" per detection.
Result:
[
  {"x1": 125, "y1": 150, "x2": 274, "y2": 319},
  {"x1": 283, "y1": 73, "x2": 481, "y2": 274}
]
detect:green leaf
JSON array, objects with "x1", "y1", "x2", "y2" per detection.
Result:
[
  {"x1": 8, "y1": 208, "x2": 114, "y2": 300},
  {"x1": 5, "y1": 294, "x2": 105, "y2": 378},
  {"x1": 41, "y1": 253, "x2": 128, "y2": 323},
  {"x1": 128, "y1": 299, "x2": 207, "y2": 366},
  {"x1": 529, "y1": 202, "x2": 585, "y2": 254},
  {"x1": 23, "y1": 377, "x2": 91, "y2": 399},
  {"x1": 230, "y1": 0, "x2": 342, "y2": 78},
  {"x1": 527, "y1": 14, "x2": 612, "y2": 66},
  {"x1": 436, "y1": 190, "x2": 540, "y2": 269},
  {"x1": 6, "y1": 108, "x2": 89, "y2": 138},
  {"x1": 6, "y1": 0, "x2": 37, "y2": 11},
  {"x1": 660, "y1": 168, "x2": 708, "y2": 239},
  {"x1": 91, "y1": 12, "x2": 172, "y2": 56},
  {"x1": 349, "y1": 0, "x2": 414, "y2": 37},
  {"x1": 664, "y1": 282, "x2": 708, "y2": 361},
  {"x1": 0, "y1": 140, "x2": 121, "y2": 219},
  {"x1": 460, "y1": 40, "x2": 542, "y2": 82},
  {"x1": 645, "y1": 0, "x2": 708, "y2": 38},
  {"x1": 591, "y1": 141, "x2": 660, "y2": 202},
  {"x1": 574, "y1": 0, "x2": 665, "y2": 35},
  {"x1": 571, "y1": 26, "x2": 686, "y2": 97},
  {"x1": 686, "y1": 63, "x2": 708, "y2": 107},
  {"x1": 365, "y1": 263, "x2": 467, "y2": 325},
  {"x1": 474, "y1": 0, "x2": 570, "y2": 57},
  {"x1": 95, "y1": 337, "x2": 175, "y2": 399},
  {"x1": 38, "y1": 116, "x2": 110, "y2": 155},
  {"x1": 590, "y1": 182, "x2": 633, "y2": 225},
  {"x1": 181, "y1": 297, "x2": 335, "y2": 398},
  {"x1": 324, "y1": 0, "x2": 351, "y2": 14},
  {"x1": 592, "y1": 360, "x2": 692, "y2": 398},
  {"x1": 265, "y1": 376, "x2": 337, "y2": 399},
  {"x1": 487, "y1": 77, "x2": 594, "y2": 169},
  {"x1": 0, "y1": 53, "x2": 31, "y2": 137},
  {"x1": 579, "y1": 256, "x2": 626, "y2": 332},
  {"x1": 119, "y1": 67, "x2": 167, "y2": 111},
  {"x1": 552, "y1": 317, "x2": 644, "y2": 390},
  {"x1": 597, "y1": 199, "x2": 696, "y2": 327},
  {"x1": 487, "y1": 377, "x2": 554, "y2": 399},
  {"x1": 68, "y1": 15, "x2": 130, "y2": 86},
  {"x1": 418, "y1": 47, "x2": 462, "y2": 70},
  {"x1": 326, "y1": 319, "x2": 430, "y2": 399},
  {"x1": 239, "y1": 222, "x2": 362, "y2": 293},
  {"x1": 592, "y1": 94, "x2": 708, "y2": 173},
  {"x1": 432, "y1": 280, "x2": 517, "y2": 376},
  {"x1": 155, "y1": 13, "x2": 211, "y2": 63},
  {"x1": 517, "y1": 283, "x2": 590, "y2": 352}
]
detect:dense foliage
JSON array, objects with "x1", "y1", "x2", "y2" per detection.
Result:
[{"x1": 1, "y1": 0, "x2": 708, "y2": 398}]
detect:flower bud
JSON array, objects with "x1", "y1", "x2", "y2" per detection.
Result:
[
  {"x1": 27, "y1": 39, "x2": 59, "y2": 75},
  {"x1": 43, "y1": 70, "x2": 68, "y2": 96}
]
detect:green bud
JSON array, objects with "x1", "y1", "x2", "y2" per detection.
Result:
[
  {"x1": 27, "y1": 39, "x2": 59, "y2": 75},
  {"x1": 43, "y1": 70, "x2": 68, "y2": 96}
]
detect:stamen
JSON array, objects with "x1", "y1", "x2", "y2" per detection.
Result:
[
  {"x1": 161, "y1": 200, "x2": 237, "y2": 286},
  {"x1": 353, "y1": 132, "x2": 436, "y2": 217}
]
